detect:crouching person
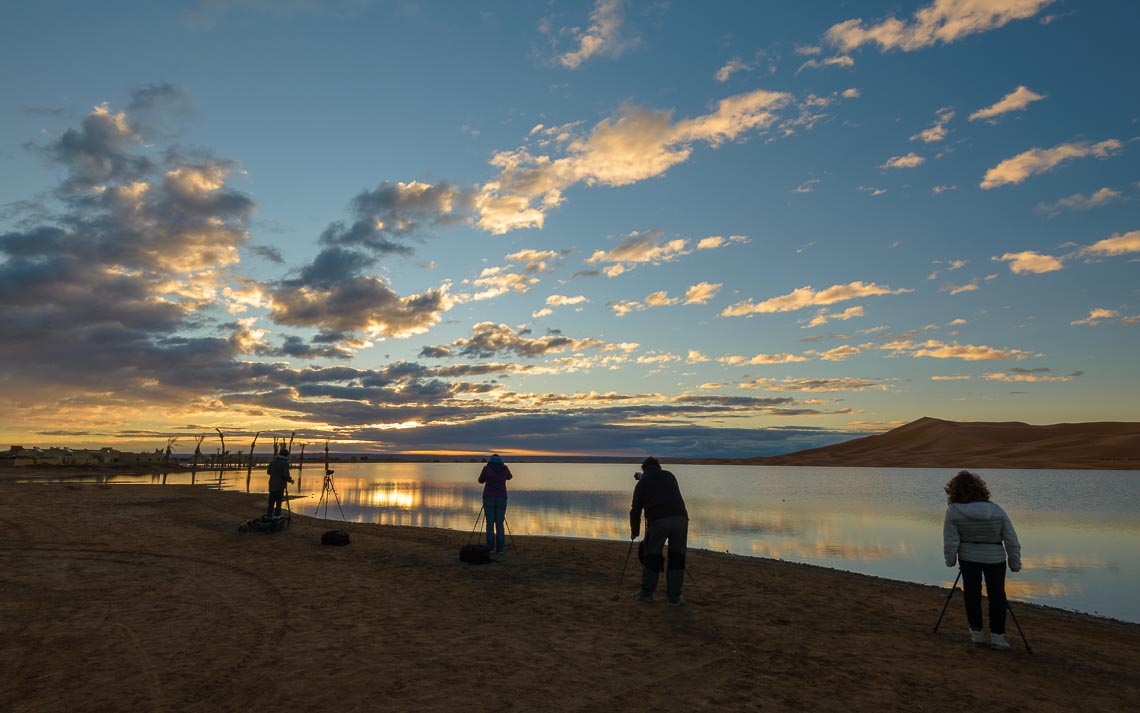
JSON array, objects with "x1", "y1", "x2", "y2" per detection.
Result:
[{"x1": 630, "y1": 456, "x2": 689, "y2": 605}]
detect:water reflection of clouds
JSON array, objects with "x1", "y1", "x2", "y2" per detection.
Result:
[
  {"x1": 746, "y1": 539, "x2": 907, "y2": 562},
  {"x1": 1022, "y1": 553, "x2": 1108, "y2": 574}
]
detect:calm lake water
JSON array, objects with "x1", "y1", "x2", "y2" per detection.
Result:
[{"x1": 34, "y1": 462, "x2": 1140, "y2": 623}]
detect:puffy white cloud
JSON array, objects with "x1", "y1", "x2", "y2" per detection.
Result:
[
  {"x1": 1071, "y1": 308, "x2": 1119, "y2": 326},
  {"x1": 1080, "y1": 229, "x2": 1140, "y2": 257},
  {"x1": 697, "y1": 234, "x2": 749, "y2": 249},
  {"x1": 805, "y1": 305, "x2": 864, "y2": 328},
  {"x1": 796, "y1": 55, "x2": 855, "y2": 74},
  {"x1": 644, "y1": 291, "x2": 679, "y2": 307},
  {"x1": 722, "y1": 281, "x2": 912, "y2": 317},
  {"x1": 980, "y1": 139, "x2": 1124, "y2": 189},
  {"x1": 586, "y1": 229, "x2": 691, "y2": 276},
  {"x1": 969, "y1": 85, "x2": 1046, "y2": 122},
  {"x1": 546, "y1": 294, "x2": 589, "y2": 306},
  {"x1": 881, "y1": 152, "x2": 926, "y2": 169},
  {"x1": 1036, "y1": 187, "x2": 1123, "y2": 217},
  {"x1": 475, "y1": 89, "x2": 792, "y2": 233},
  {"x1": 719, "y1": 353, "x2": 809, "y2": 366},
  {"x1": 715, "y1": 58, "x2": 753, "y2": 82},
  {"x1": 913, "y1": 340, "x2": 1036, "y2": 361},
  {"x1": 825, "y1": 0, "x2": 1055, "y2": 53},
  {"x1": 683, "y1": 282, "x2": 722, "y2": 304},
  {"x1": 996, "y1": 251, "x2": 1064, "y2": 274},
  {"x1": 911, "y1": 107, "x2": 955, "y2": 143},
  {"x1": 553, "y1": 0, "x2": 634, "y2": 70}
]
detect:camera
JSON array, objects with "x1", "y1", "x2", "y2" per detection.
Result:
[{"x1": 634, "y1": 471, "x2": 642, "y2": 480}]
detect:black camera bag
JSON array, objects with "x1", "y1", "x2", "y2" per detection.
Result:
[
  {"x1": 321, "y1": 529, "x2": 350, "y2": 546},
  {"x1": 459, "y1": 543, "x2": 492, "y2": 564}
]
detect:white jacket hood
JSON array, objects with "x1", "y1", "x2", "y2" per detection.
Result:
[{"x1": 951, "y1": 501, "x2": 1001, "y2": 520}]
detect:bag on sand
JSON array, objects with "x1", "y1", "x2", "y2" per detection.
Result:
[
  {"x1": 239, "y1": 515, "x2": 287, "y2": 534},
  {"x1": 321, "y1": 529, "x2": 350, "y2": 546},
  {"x1": 459, "y1": 543, "x2": 492, "y2": 564}
]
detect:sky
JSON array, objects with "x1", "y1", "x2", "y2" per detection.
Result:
[{"x1": 1, "y1": 0, "x2": 1137, "y2": 458}]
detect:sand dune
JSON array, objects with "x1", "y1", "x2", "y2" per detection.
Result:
[{"x1": 741, "y1": 417, "x2": 1140, "y2": 470}]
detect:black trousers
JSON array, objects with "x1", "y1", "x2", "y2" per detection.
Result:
[
  {"x1": 960, "y1": 560, "x2": 1007, "y2": 634},
  {"x1": 266, "y1": 489, "x2": 285, "y2": 517}
]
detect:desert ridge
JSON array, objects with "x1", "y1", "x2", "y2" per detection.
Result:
[{"x1": 717, "y1": 417, "x2": 1140, "y2": 470}]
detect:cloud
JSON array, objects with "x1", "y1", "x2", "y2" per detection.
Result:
[
  {"x1": 586, "y1": 229, "x2": 691, "y2": 276},
  {"x1": 995, "y1": 251, "x2": 1064, "y2": 274},
  {"x1": 546, "y1": 294, "x2": 589, "y2": 307},
  {"x1": 683, "y1": 282, "x2": 722, "y2": 304},
  {"x1": 506, "y1": 248, "x2": 565, "y2": 273},
  {"x1": 941, "y1": 280, "x2": 980, "y2": 295},
  {"x1": 719, "y1": 353, "x2": 810, "y2": 366},
  {"x1": 881, "y1": 152, "x2": 925, "y2": 169},
  {"x1": 722, "y1": 281, "x2": 912, "y2": 317},
  {"x1": 1036, "y1": 187, "x2": 1123, "y2": 217},
  {"x1": 552, "y1": 0, "x2": 636, "y2": 70},
  {"x1": 805, "y1": 305, "x2": 865, "y2": 328},
  {"x1": 825, "y1": 0, "x2": 1055, "y2": 53},
  {"x1": 740, "y1": 377, "x2": 890, "y2": 392},
  {"x1": 715, "y1": 58, "x2": 753, "y2": 83},
  {"x1": 610, "y1": 300, "x2": 644, "y2": 317},
  {"x1": 1071, "y1": 308, "x2": 1119, "y2": 326},
  {"x1": 474, "y1": 88, "x2": 792, "y2": 233},
  {"x1": 319, "y1": 180, "x2": 468, "y2": 254},
  {"x1": 931, "y1": 184, "x2": 957, "y2": 195},
  {"x1": 267, "y1": 247, "x2": 455, "y2": 339},
  {"x1": 910, "y1": 107, "x2": 955, "y2": 143},
  {"x1": 912, "y1": 340, "x2": 1036, "y2": 361},
  {"x1": 1079, "y1": 229, "x2": 1140, "y2": 257},
  {"x1": 644, "y1": 291, "x2": 679, "y2": 308},
  {"x1": 980, "y1": 139, "x2": 1124, "y2": 189},
  {"x1": 796, "y1": 55, "x2": 855, "y2": 74},
  {"x1": 794, "y1": 179, "x2": 822, "y2": 193},
  {"x1": 982, "y1": 368, "x2": 1080, "y2": 383},
  {"x1": 969, "y1": 85, "x2": 1046, "y2": 122},
  {"x1": 697, "y1": 234, "x2": 749, "y2": 249},
  {"x1": 432, "y1": 322, "x2": 605, "y2": 359}
]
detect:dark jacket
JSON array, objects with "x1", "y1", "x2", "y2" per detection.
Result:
[
  {"x1": 478, "y1": 459, "x2": 512, "y2": 499},
  {"x1": 266, "y1": 455, "x2": 293, "y2": 492},
  {"x1": 630, "y1": 464, "x2": 688, "y2": 537}
]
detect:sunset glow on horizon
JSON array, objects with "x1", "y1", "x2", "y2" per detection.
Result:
[{"x1": 1, "y1": 1, "x2": 1137, "y2": 457}]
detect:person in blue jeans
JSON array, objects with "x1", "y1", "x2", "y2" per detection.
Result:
[{"x1": 478, "y1": 454, "x2": 513, "y2": 554}]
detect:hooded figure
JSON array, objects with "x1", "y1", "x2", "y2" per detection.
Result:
[
  {"x1": 943, "y1": 470, "x2": 1022, "y2": 650},
  {"x1": 478, "y1": 454, "x2": 513, "y2": 554}
]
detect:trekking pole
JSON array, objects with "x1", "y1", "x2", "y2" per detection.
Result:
[
  {"x1": 615, "y1": 538, "x2": 636, "y2": 600},
  {"x1": 1006, "y1": 600, "x2": 1033, "y2": 655},
  {"x1": 933, "y1": 569, "x2": 962, "y2": 634}
]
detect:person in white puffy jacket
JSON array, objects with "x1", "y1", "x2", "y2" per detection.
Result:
[{"x1": 943, "y1": 470, "x2": 1022, "y2": 651}]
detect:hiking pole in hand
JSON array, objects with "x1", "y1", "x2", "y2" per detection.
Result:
[
  {"x1": 615, "y1": 537, "x2": 636, "y2": 600},
  {"x1": 933, "y1": 569, "x2": 962, "y2": 634},
  {"x1": 1007, "y1": 600, "x2": 1034, "y2": 655}
]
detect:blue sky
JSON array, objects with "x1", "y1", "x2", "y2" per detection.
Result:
[{"x1": 1, "y1": 0, "x2": 1137, "y2": 457}]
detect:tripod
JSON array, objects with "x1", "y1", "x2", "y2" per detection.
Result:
[
  {"x1": 470, "y1": 504, "x2": 519, "y2": 554},
  {"x1": 934, "y1": 569, "x2": 1034, "y2": 654},
  {"x1": 312, "y1": 469, "x2": 346, "y2": 523}
]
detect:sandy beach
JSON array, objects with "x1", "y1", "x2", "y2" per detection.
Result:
[{"x1": 2, "y1": 475, "x2": 1138, "y2": 713}]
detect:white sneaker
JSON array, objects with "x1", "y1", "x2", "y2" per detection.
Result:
[
  {"x1": 990, "y1": 633, "x2": 1011, "y2": 651},
  {"x1": 969, "y1": 629, "x2": 985, "y2": 647}
]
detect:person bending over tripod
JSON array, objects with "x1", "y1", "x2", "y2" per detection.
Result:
[
  {"x1": 943, "y1": 470, "x2": 1022, "y2": 651},
  {"x1": 630, "y1": 457, "x2": 689, "y2": 605},
  {"x1": 478, "y1": 454, "x2": 512, "y2": 555},
  {"x1": 265, "y1": 447, "x2": 294, "y2": 518}
]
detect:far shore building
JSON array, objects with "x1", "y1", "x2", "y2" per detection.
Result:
[{"x1": 1, "y1": 445, "x2": 167, "y2": 467}]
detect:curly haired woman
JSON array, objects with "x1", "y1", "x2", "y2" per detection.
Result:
[{"x1": 943, "y1": 470, "x2": 1022, "y2": 651}]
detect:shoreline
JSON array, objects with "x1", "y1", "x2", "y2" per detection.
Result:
[{"x1": 2, "y1": 481, "x2": 1138, "y2": 712}]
